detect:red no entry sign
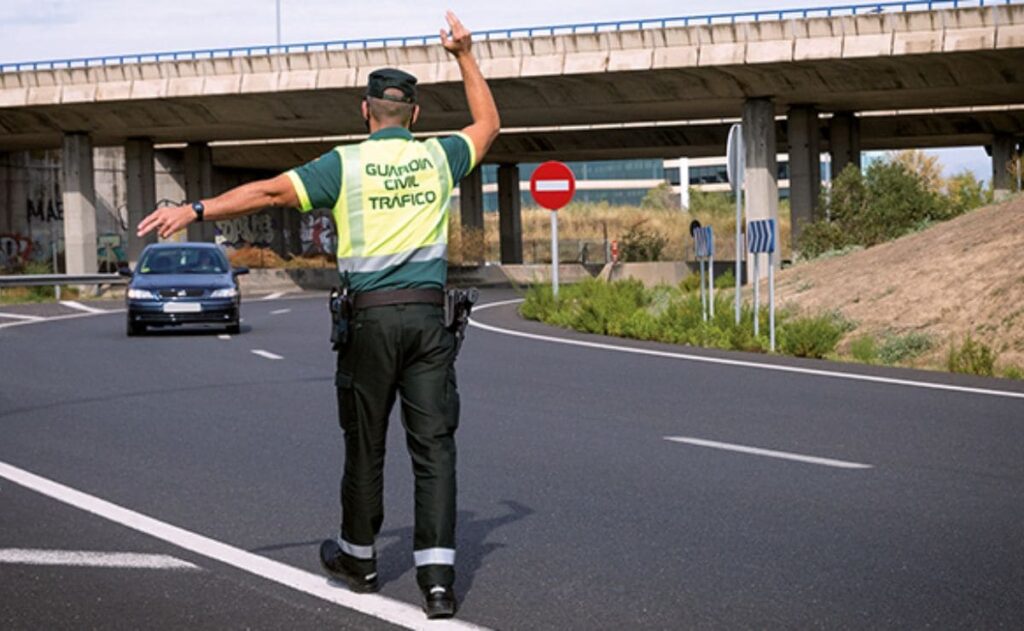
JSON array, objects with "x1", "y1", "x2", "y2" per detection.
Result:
[{"x1": 530, "y1": 161, "x2": 576, "y2": 211}]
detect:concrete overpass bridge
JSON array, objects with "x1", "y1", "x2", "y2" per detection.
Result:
[{"x1": 1, "y1": 0, "x2": 1022, "y2": 273}]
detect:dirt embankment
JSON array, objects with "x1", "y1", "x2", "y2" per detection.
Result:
[{"x1": 773, "y1": 196, "x2": 1024, "y2": 370}]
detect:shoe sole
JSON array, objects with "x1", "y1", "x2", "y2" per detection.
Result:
[{"x1": 319, "y1": 557, "x2": 379, "y2": 594}]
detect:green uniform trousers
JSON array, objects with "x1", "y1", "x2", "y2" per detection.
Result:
[{"x1": 334, "y1": 302, "x2": 460, "y2": 589}]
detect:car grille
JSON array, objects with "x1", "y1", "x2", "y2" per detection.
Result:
[{"x1": 158, "y1": 289, "x2": 207, "y2": 298}]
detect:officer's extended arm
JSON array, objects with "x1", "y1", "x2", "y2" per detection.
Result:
[
  {"x1": 441, "y1": 11, "x2": 500, "y2": 162},
  {"x1": 136, "y1": 173, "x2": 299, "y2": 239}
]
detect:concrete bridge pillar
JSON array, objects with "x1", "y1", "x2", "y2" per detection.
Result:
[
  {"x1": 743, "y1": 98, "x2": 780, "y2": 280},
  {"x1": 991, "y1": 134, "x2": 1015, "y2": 201},
  {"x1": 787, "y1": 106, "x2": 821, "y2": 246},
  {"x1": 459, "y1": 167, "x2": 484, "y2": 232},
  {"x1": 61, "y1": 133, "x2": 98, "y2": 275},
  {"x1": 125, "y1": 138, "x2": 157, "y2": 263},
  {"x1": 184, "y1": 142, "x2": 216, "y2": 242},
  {"x1": 497, "y1": 164, "x2": 523, "y2": 264},
  {"x1": 829, "y1": 112, "x2": 861, "y2": 178}
]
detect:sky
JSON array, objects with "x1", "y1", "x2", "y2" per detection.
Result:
[{"x1": 0, "y1": 0, "x2": 992, "y2": 181}]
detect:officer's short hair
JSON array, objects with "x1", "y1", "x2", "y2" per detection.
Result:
[{"x1": 367, "y1": 88, "x2": 416, "y2": 127}]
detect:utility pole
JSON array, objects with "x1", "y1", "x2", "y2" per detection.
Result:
[{"x1": 275, "y1": 0, "x2": 282, "y2": 46}]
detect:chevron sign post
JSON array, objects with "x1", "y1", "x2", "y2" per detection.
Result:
[
  {"x1": 693, "y1": 226, "x2": 715, "y2": 321},
  {"x1": 747, "y1": 218, "x2": 777, "y2": 351}
]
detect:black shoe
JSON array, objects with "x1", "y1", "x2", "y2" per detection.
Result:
[
  {"x1": 422, "y1": 585, "x2": 457, "y2": 619},
  {"x1": 319, "y1": 539, "x2": 378, "y2": 593}
]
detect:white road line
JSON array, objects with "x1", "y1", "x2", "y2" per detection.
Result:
[
  {"x1": 270, "y1": 308, "x2": 291, "y2": 315},
  {"x1": 59, "y1": 300, "x2": 108, "y2": 314},
  {"x1": 664, "y1": 436, "x2": 873, "y2": 469},
  {"x1": 0, "y1": 312, "x2": 44, "y2": 321},
  {"x1": 0, "y1": 309, "x2": 125, "y2": 330},
  {"x1": 0, "y1": 548, "x2": 200, "y2": 571},
  {"x1": 218, "y1": 334, "x2": 231, "y2": 340},
  {"x1": 471, "y1": 299, "x2": 1024, "y2": 401},
  {"x1": 0, "y1": 461, "x2": 488, "y2": 631},
  {"x1": 262, "y1": 292, "x2": 287, "y2": 301},
  {"x1": 251, "y1": 349, "x2": 283, "y2": 360}
]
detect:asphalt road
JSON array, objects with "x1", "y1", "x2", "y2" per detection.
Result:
[{"x1": 1, "y1": 290, "x2": 1022, "y2": 630}]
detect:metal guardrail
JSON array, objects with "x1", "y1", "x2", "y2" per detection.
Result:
[
  {"x1": 0, "y1": 274, "x2": 127, "y2": 288},
  {"x1": 1, "y1": 0, "x2": 1018, "y2": 73}
]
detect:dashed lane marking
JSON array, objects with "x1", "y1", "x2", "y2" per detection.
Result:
[
  {"x1": 251, "y1": 350, "x2": 284, "y2": 360},
  {"x1": 0, "y1": 312, "x2": 45, "y2": 321},
  {"x1": 0, "y1": 461, "x2": 490, "y2": 631},
  {"x1": 470, "y1": 299, "x2": 1024, "y2": 401},
  {"x1": 218, "y1": 335, "x2": 231, "y2": 340},
  {"x1": 59, "y1": 300, "x2": 108, "y2": 314},
  {"x1": 262, "y1": 292, "x2": 287, "y2": 300},
  {"x1": 270, "y1": 309, "x2": 291, "y2": 315},
  {"x1": 0, "y1": 548, "x2": 201, "y2": 570},
  {"x1": 664, "y1": 436, "x2": 873, "y2": 469}
]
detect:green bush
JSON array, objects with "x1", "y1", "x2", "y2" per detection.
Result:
[
  {"x1": 878, "y1": 332, "x2": 933, "y2": 365},
  {"x1": 687, "y1": 189, "x2": 734, "y2": 217},
  {"x1": 1002, "y1": 365, "x2": 1024, "y2": 381},
  {"x1": 619, "y1": 223, "x2": 668, "y2": 262},
  {"x1": 850, "y1": 334, "x2": 879, "y2": 364},
  {"x1": 779, "y1": 313, "x2": 852, "y2": 359},
  {"x1": 798, "y1": 159, "x2": 956, "y2": 259},
  {"x1": 947, "y1": 336, "x2": 998, "y2": 377},
  {"x1": 679, "y1": 268, "x2": 736, "y2": 294}
]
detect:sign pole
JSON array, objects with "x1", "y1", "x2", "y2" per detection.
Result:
[
  {"x1": 727, "y1": 124, "x2": 744, "y2": 326},
  {"x1": 551, "y1": 210, "x2": 559, "y2": 298},
  {"x1": 768, "y1": 250, "x2": 776, "y2": 352},
  {"x1": 753, "y1": 253, "x2": 760, "y2": 338},
  {"x1": 700, "y1": 259, "x2": 707, "y2": 322}
]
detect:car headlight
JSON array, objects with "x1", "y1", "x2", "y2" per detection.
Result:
[
  {"x1": 210, "y1": 287, "x2": 238, "y2": 299},
  {"x1": 127, "y1": 288, "x2": 156, "y2": 300}
]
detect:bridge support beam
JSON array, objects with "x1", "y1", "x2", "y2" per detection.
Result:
[
  {"x1": 787, "y1": 106, "x2": 821, "y2": 248},
  {"x1": 125, "y1": 138, "x2": 157, "y2": 263},
  {"x1": 459, "y1": 166, "x2": 485, "y2": 264},
  {"x1": 498, "y1": 164, "x2": 523, "y2": 265},
  {"x1": 743, "y1": 98, "x2": 780, "y2": 280},
  {"x1": 61, "y1": 133, "x2": 98, "y2": 276},
  {"x1": 991, "y1": 134, "x2": 1015, "y2": 201},
  {"x1": 185, "y1": 142, "x2": 216, "y2": 242},
  {"x1": 829, "y1": 112, "x2": 861, "y2": 178}
]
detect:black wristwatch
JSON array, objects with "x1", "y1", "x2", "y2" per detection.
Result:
[{"x1": 191, "y1": 201, "x2": 205, "y2": 222}]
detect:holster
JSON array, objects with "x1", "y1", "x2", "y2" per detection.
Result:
[
  {"x1": 444, "y1": 288, "x2": 479, "y2": 357},
  {"x1": 329, "y1": 287, "x2": 354, "y2": 351}
]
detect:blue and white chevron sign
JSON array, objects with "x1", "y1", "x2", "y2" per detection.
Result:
[
  {"x1": 747, "y1": 219, "x2": 776, "y2": 254},
  {"x1": 694, "y1": 226, "x2": 714, "y2": 258}
]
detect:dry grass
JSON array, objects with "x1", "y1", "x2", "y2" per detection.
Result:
[
  {"x1": 448, "y1": 203, "x2": 793, "y2": 265},
  {"x1": 227, "y1": 246, "x2": 334, "y2": 269}
]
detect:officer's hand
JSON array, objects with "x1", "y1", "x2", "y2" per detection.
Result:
[
  {"x1": 137, "y1": 205, "x2": 195, "y2": 239},
  {"x1": 440, "y1": 11, "x2": 472, "y2": 57}
]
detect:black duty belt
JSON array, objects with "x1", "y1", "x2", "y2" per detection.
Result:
[{"x1": 352, "y1": 288, "x2": 445, "y2": 310}]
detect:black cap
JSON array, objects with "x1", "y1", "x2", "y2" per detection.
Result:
[{"x1": 366, "y1": 68, "x2": 418, "y2": 104}]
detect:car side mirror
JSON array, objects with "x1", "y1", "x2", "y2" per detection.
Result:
[
  {"x1": 232, "y1": 267, "x2": 250, "y2": 276},
  {"x1": 117, "y1": 267, "x2": 133, "y2": 277}
]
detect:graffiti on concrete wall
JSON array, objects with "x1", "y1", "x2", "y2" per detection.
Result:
[
  {"x1": 300, "y1": 214, "x2": 336, "y2": 256},
  {"x1": 98, "y1": 233, "x2": 126, "y2": 272},
  {"x1": 216, "y1": 214, "x2": 274, "y2": 247},
  {"x1": 26, "y1": 197, "x2": 63, "y2": 224},
  {"x1": 0, "y1": 234, "x2": 33, "y2": 268}
]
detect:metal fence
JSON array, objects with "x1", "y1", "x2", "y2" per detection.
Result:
[
  {"x1": 0, "y1": 274, "x2": 126, "y2": 288},
  {"x1": 1, "y1": 0, "x2": 1017, "y2": 73}
]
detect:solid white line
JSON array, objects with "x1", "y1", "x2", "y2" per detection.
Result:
[
  {"x1": 535, "y1": 180, "x2": 571, "y2": 192},
  {"x1": 251, "y1": 349, "x2": 283, "y2": 360},
  {"x1": 0, "y1": 309, "x2": 125, "y2": 330},
  {"x1": 0, "y1": 461, "x2": 489, "y2": 631},
  {"x1": 470, "y1": 299, "x2": 1024, "y2": 401},
  {"x1": 262, "y1": 292, "x2": 286, "y2": 301},
  {"x1": 664, "y1": 436, "x2": 873, "y2": 469},
  {"x1": 270, "y1": 308, "x2": 291, "y2": 315},
  {"x1": 218, "y1": 334, "x2": 231, "y2": 340},
  {"x1": 0, "y1": 548, "x2": 200, "y2": 570},
  {"x1": 59, "y1": 300, "x2": 108, "y2": 314},
  {"x1": 0, "y1": 312, "x2": 44, "y2": 321}
]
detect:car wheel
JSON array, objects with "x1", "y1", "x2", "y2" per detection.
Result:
[
  {"x1": 226, "y1": 320, "x2": 241, "y2": 335},
  {"x1": 127, "y1": 319, "x2": 145, "y2": 337}
]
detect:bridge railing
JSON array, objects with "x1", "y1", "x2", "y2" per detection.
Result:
[{"x1": 0, "y1": 0, "x2": 1018, "y2": 73}]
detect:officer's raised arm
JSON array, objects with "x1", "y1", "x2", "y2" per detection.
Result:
[{"x1": 441, "y1": 11, "x2": 500, "y2": 162}]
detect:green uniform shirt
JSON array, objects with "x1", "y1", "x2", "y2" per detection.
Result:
[{"x1": 287, "y1": 128, "x2": 475, "y2": 292}]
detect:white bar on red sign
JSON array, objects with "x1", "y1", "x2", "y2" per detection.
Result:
[{"x1": 535, "y1": 180, "x2": 571, "y2": 192}]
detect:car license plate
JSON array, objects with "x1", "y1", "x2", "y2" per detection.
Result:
[{"x1": 163, "y1": 302, "x2": 202, "y2": 314}]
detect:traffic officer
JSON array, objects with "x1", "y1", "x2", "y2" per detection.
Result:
[{"x1": 136, "y1": 11, "x2": 499, "y2": 619}]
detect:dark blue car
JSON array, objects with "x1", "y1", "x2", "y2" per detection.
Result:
[{"x1": 121, "y1": 242, "x2": 248, "y2": 336}]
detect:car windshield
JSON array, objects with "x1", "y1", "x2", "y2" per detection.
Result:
[{"x1": 138, "y1": 248, "x2": 229, "y2": 275}]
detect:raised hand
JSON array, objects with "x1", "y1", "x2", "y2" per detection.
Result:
[
  {"x1": 137, "y1": 204, "x2": 195, "y2": 240},
  {"x1": 440, "y1": 11, "x2": 472, "y2": 57}
]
